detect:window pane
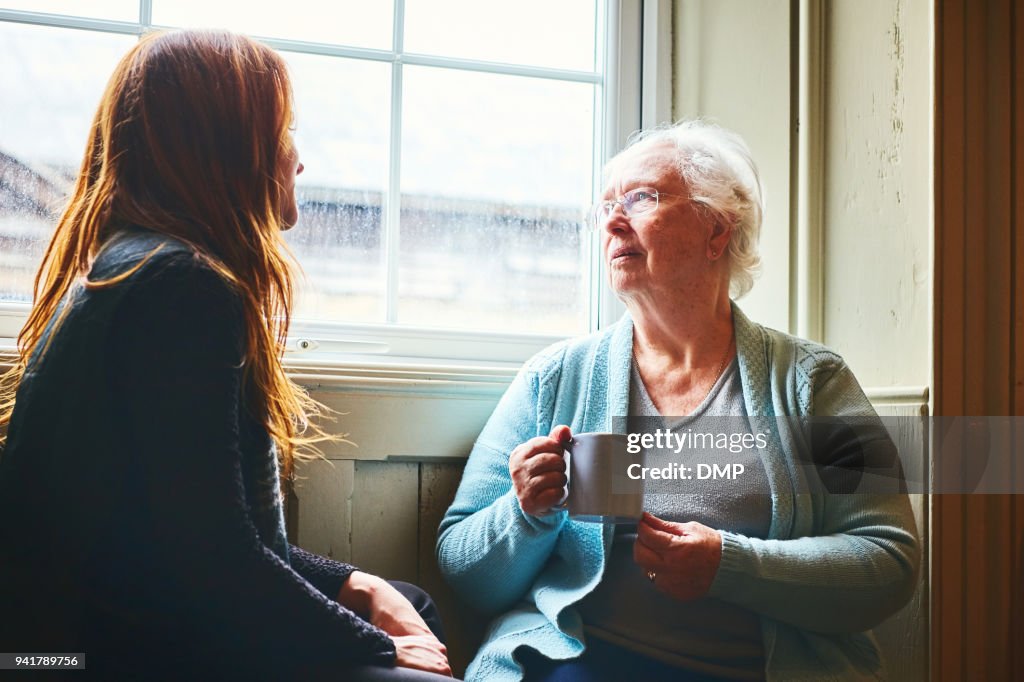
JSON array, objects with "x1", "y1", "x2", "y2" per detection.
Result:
[
  {"x1": 0, "y1": 23, "x2": 135, "y2": 302},
  {"x1": 0, "y1": 1, "x2": 138, "y2": 22},
  {"x1": 282, "y1": 53, "x2": 391, "y2": 324},
  {"x1": 399, "y1": 66, "x2": 594, "y2": 335},
  {"x1": 404, "y1": 0, "x2": 597, "y2": 72},
  {"x1": 152, "y1": 0, "x2": 392, "y2": 50}
]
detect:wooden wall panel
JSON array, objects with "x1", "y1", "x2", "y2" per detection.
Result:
[
  {"x1": 292, "y1": 459, "x2": 481, "y2": 677},
  {"x1": 350, "y1": 461, "x2": 420, "y2": 584},
  {"x1": 1016, "y1": 496, "x2": 1024, "y2": 675},
  {"x1": 934, "y1": 0, "x2": 1024, "y2": 679},
  {"x1": 873, "y1": 403, "x2": 929, "y2": 680},
  {"x1": 291, "y1": 458, "x2": 355, "y2": 562},
  {"x1": 1017, "y1": 0, "x2": 1024, "y2": 418},
  {"x1": 418, "y1": 462, "x2": 489, "y2": 678},
  {"x1": 1011, "y1": 0, "x2": 1023, "y2": 670}
]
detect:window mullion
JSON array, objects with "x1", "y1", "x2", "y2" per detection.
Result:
[
  {"x1": 587, "y1": 0, "x2": 608, "y2": 334},
  {"x1": 596, "y1": 0, "x2": 637, "y2": 330},
  {"x1": 138, "y1": 0, "x2": 152, "y2": 28},
  {"x1": 384, "y1": 0, "x2": 406, "y2": 324},
  {"x1": 398, "y1": 53, "x2": 600, "y2": 83},
  {"x1": 0, "y1": 9, "x2": 140, "y2": 35}
]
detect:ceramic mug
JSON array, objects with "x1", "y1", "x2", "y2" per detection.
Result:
[{"x1": 555, "y1": 432, "x2": 644, "y2": 522}]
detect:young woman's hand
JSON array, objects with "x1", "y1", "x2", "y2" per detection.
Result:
[
  {"x1": 337, "y1": 572, "x2": 451, "y2": 674},
  {"x1": 392, "y1": 634, "x2": 452, "y2": 676}
]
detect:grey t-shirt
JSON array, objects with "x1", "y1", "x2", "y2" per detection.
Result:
[{"x1": 575, "y1": 357, "x2": 772, "y2": 679}]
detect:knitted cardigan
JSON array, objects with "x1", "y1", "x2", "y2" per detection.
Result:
[{"x1": 436, "y1": 305, "x2": 920, "y2": 681}]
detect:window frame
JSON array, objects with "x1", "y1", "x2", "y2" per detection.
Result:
[{"x1": 0, "y1": 0, "x2": 663, "y2": 368}]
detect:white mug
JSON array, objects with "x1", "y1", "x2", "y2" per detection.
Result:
[{"x1": 556, "y1": 432, "x2": 644, "y2": 522}]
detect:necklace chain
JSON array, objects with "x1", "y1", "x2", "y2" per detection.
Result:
[
  {"x1": 698, "y1": 336, "x2": 734, "y2": 406},
  {"x1": 633, "y1": 334, "x2": 735, "y2": 411}
]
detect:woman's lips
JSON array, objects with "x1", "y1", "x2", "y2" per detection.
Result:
[{"x1": 610, "y1": 246, "x2": 642, "y2": 261}]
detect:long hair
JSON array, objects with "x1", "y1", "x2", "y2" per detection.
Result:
[{"x1": 0, "y1": 30, "x2": 331, "y2": 482}]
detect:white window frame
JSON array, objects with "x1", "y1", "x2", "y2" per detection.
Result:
[{"x1": 0, "y1": 0, "x2": 668, "y2": 370}]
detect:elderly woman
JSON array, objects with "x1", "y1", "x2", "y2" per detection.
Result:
[{"x1": 436, "y1": 120, "x2": 919, "y2": 681}]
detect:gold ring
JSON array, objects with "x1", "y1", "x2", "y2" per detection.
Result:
[{"x1": 646, "y1": 570, "x2": 656, "y2": 583}]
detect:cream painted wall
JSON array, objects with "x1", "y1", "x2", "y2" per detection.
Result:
[
  {"x1": 673, "y1": 0, "x2": 931, "y2": 392},
  {"x1": 821, "y1": 0, "x2": 931, "y2": 388},
  {"x1": 673, "y1": 0, "x2": 792, "y2": 334}
]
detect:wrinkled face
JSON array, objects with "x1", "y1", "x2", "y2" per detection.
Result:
[
  {"x1": 598, "y1": 141, "x2": 709, "y2": 299},
  {"x1": 278, "y1": 135, "x2": 304, "y2": 230}
]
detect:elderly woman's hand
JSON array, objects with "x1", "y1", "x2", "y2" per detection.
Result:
[
  {"x1": 509, "y1": 425, "x2": 571, "y2": 518},
  {"x1": 633, "y1": 512, "x2": 722, "y2": 601}
]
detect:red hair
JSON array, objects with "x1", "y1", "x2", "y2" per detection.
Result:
[{"x1": 0, "y1": 30, "x2": 331, "y2": 483}]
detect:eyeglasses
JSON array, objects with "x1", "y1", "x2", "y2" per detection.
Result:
[{"x1": 588, "y1": 187, "x2": 685, "y2": 229}]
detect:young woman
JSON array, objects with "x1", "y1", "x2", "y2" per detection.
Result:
[{"x1": 0, "y1": 30, "x2": 451, "y2": 682}]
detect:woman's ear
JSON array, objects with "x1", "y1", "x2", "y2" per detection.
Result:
[{"x1": 707, "y1": 220, "x2": 732, "y2": 260}]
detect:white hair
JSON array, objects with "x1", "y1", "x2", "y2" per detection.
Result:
[{"x1": 619, "y1": 119, "x2": 765, "y2": 299}]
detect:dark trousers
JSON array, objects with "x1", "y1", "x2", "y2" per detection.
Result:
[
  {"x1": 347, "y1": 581, "x2": 460, "y2": 682},
  {"x1": 518, "y1": 637, "x2": 725, "y2": 682}
]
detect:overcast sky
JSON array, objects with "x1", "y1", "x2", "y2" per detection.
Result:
[{"x1": 0, "y1": 1, "x2": 599, "y2": 207}]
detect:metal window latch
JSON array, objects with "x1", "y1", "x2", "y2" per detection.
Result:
[{"x1": 289, "y1": 338, "x2": 320, "y2": 353}]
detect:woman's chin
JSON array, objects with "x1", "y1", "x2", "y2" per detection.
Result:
[{"x1": 610, "y1": 274, "x2": 642, "y2": 297}]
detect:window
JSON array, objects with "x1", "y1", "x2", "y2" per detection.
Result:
[{"x1": 0, "y1": 1, "x2": 650, "y2": 365}]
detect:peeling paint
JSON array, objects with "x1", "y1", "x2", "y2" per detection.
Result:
[
  {"x1": 888, "y1": 0, "x2": 906, "y2": 166},
  {"x1": 823, "y1": 0, "x2": 928, "y2": 393},
  {"x1": 913, "y1": 262, "x2": 928, "y2": 285}
]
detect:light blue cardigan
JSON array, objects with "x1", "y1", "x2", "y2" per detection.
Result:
[{"x1": 437, "y1": 305, "x2": 920, "y2": 681}]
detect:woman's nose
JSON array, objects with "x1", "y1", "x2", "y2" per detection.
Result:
[{"x1": 604, "y1": 205, "x2": 630, "y2": 232}]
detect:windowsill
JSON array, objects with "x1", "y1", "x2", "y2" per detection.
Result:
[
  {"x1": 0, "y1": 302, "x2": 564, "y2": 382},
  {"x1": 0, "y1": 336, "x2": 930, "y2": 463},
  {"x1": 0, "y1": 336, "x2": 520, "y2": 398},
  {"x1": 0, "y1": 335, "x2": 515, "y2": 462},
  {"x1": 0, "y1": 336, "x2": 931, "y2": 401},
  {"x1": 284, "y1": 353, "x2": 517, "y2": 397}
]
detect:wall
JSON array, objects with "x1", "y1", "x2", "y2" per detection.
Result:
[
  {"x1": 932, "y1": 0, "x2": 1024, "y2": 678},
  {"x1": 673, "y1": 0, "x2": 792, "y2": 334},
  {"x1": 819, "y1": 3, "x2": 932, "y2": 678},
  {"x1": 821, "y1": 0, "x2": 931, "y2": 388},
  {"x1": 672, "y1": 0, "x2": 931, "y2": 386},
  {"x1": 289, "y1": 455, "x2": 488, "y2": 674},
  {"x1": 288, "y1": 369, "x2": 509, "y2": 674}
]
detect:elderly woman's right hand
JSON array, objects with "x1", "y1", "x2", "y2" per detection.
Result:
[{"x1": 509, "y1": 425, "x2": 572, "y2": 518}]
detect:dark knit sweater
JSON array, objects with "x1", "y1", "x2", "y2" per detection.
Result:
[{"x1": 0, "y1": 227, "x2": 396, "y2": 681}]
